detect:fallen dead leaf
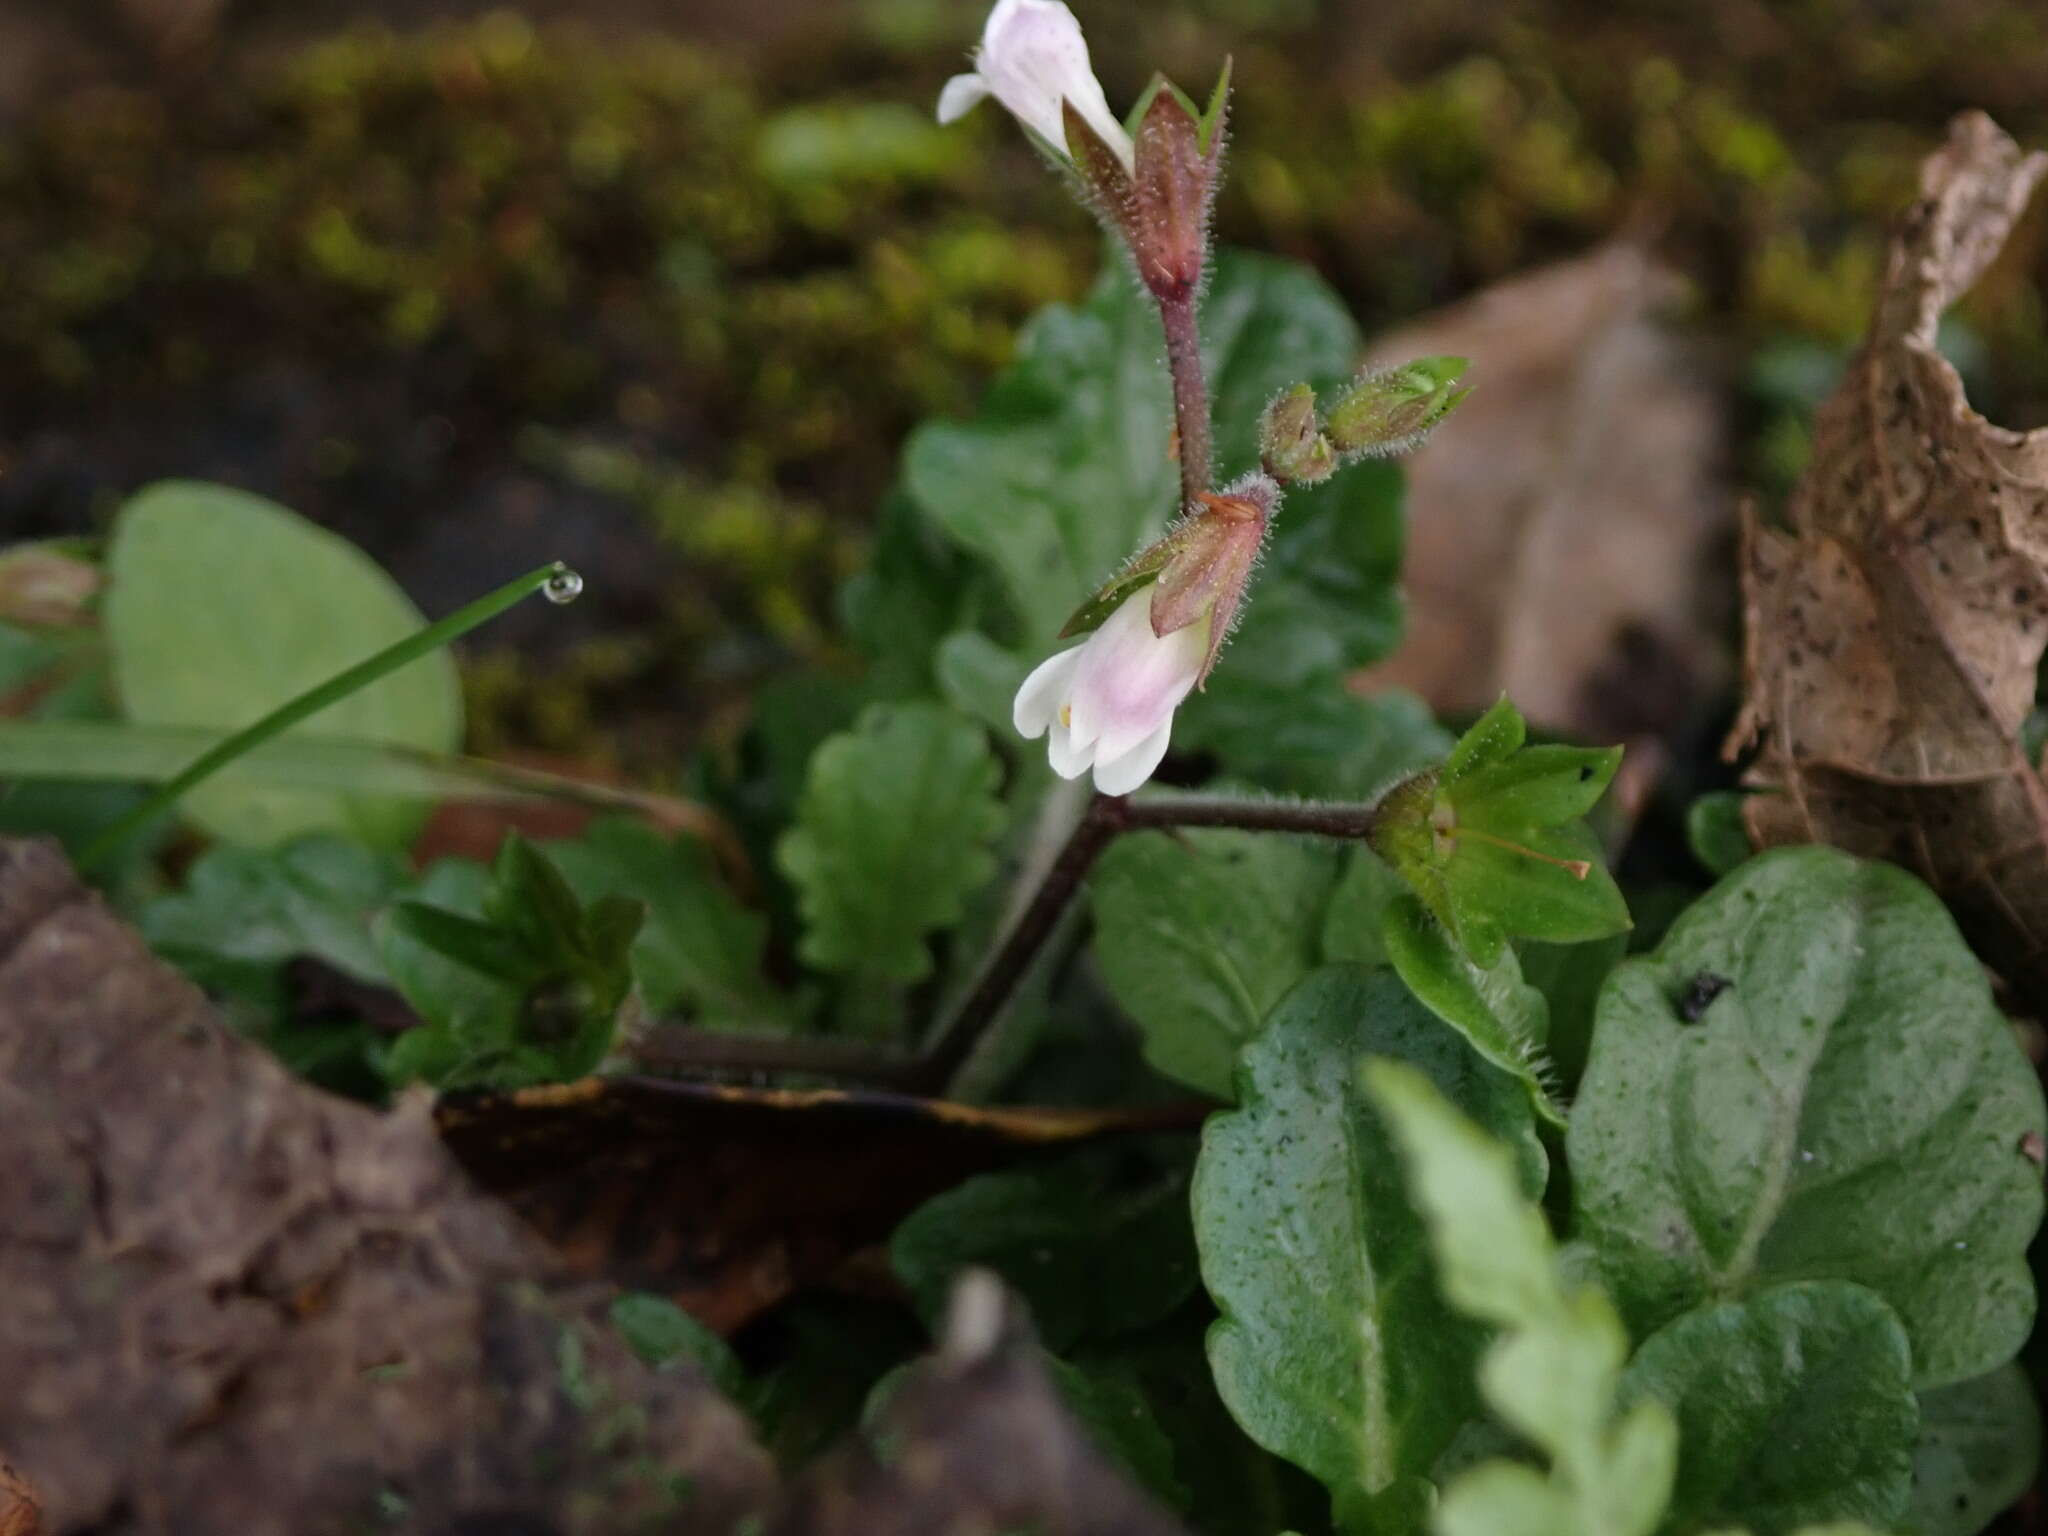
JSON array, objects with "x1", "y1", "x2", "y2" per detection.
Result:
[
  {"x1": 0, "y1": 837, "x2": 773, "y2": 1536},
  {"x1": 1359, "y1": 242, "x2": 1730, "y2": 742},
  {"x1": 0, "y1": 836, "x2": 1199, "y2": 1534},
  {"x1": 437, "y1": 1074, "x2": 1205, "y2": 1334},
  {"x1": 1726, "y1": 111, "x2": 2048, "y2": 1007}
]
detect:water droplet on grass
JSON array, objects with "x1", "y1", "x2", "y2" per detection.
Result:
[{"x1": 544, "y1": 565, "x2": 584, "y2": 604}]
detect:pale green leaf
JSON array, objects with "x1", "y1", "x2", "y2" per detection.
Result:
[{"x1": 104, "y1": 482, "x2": 460, "y2": 848}]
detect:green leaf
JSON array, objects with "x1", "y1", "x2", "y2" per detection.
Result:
[
  {"x1": 1195, "y1": 461, "x2": 1407, "y2": 695},
  {"x1": 1567, "y1": 847, "x2": 2048, "y2": 1389},
  {"x1": 1088, "y1": 1316, "x2": 1330, "y2": 1536},
  {"x1": 1904, "y1": 1365, "x2": 2041, "y2": 1536},
  {"x1": 1454, "y1": 744, "x2": 1622, "y2": 827},
  {"x1": 932, "y1": 630, "x2": 1034, "y2": 739},
  {"x1": 1194, "y1": 967, "x2": 1545, "y2": 1529},
  {"x1": 904, "y1": 252, "x2": 1380, "y2": 650},
  {"x1": 1045, "y1": 1354, "x2": 1192, "y2": 1511},
  {"x1": 903, "y1": 265, "x2": 1176, "y2": 643},
  {"x1": 375, "y1": 842, "x2": 638, "y2": 1090},
  {"x1": 1443, "y1": 696, "x2": 1527, "y2": 784},
  {"x1": 890, "y1": 1151, "x2": 1199, "y2": 1354},
  {"x1": 1320, "y1": 848, "x2": 1409, "y2": 968},
  {"x1": 1176, "y1": 686, "x2": 1449, "y2": 800},
  {"x1": 1367, "y1": 1059, "x2": 1679, "y2": 1536},
  {"x1": 138, "y1": 835, "x2": 404, "y2": 985},
  {"x1": 542, "y1": 817, "x2": 785, "y2": 1027},
  {"x1": 1090, "y1": 826, "x2": 1341, "y2": 1099},
  {"x1": 1516, "y1": 933, "x2": 1629, "y2": 1092},
  {"x1": 1382, "y1": 893, "x2": 1562, "y2": 1126},
  {"x1": 1686, "y1": 791, "x2": 1755, "y2": 878},
  {"x1": 0, "y1": 717, "x2": 712, "y2": 820},
  {"x1": 775, "y1": 701, "x2": 1004, "y2": 986},
  {"x1": 609, "y1": 1292, "x2": 746, "y2": 1399},
  {"x1": 1204, "y1": 252, "x2": 1361, "y2": 478},
  {"x1": 838, "y1": 488, "x2": 992, "y2": 697},
  {"x1": 103, "y1": 481, "x2": 461, "y2": 848},
  {"x1": 1616, "y1": 1282, "x2": 1917, "y2": 1535}
]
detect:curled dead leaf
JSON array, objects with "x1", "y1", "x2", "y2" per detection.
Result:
[
  {"x1": 1727, "y1": 110, "x2": 2048, "y2": 1007},
  {"x1": 1360, "y1": 242, "x2": 1729, "y2": 742}
]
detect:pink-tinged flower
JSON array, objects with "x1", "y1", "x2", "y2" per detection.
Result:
[
  {"x1": 936, "y1": 0, "x2": 1134, "y2": 172},
  {"x1": 1012, "y1": 587, "x2": 1208, "y2": 795}
]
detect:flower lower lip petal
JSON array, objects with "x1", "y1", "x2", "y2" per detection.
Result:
[{"x1": 1091, "y1": 718, "x2": 1175, "y2": 796}]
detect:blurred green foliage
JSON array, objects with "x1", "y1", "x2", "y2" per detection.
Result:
[{"x1": 4, "y1": 1, "x2": 2048, "y2": 761}]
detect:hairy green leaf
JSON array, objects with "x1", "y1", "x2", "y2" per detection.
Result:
[
  {"x1": 1569, "y1": 847, "x2": 2046, "y2": 1389},
  {"x1": 1617, "y1": 1282, "x2": 1917, "y2": 1535},
  {"x1": 104, "y1": 481, "x2": 460, "y2": 848},
  {"x1": 1381, "y1": 893, "x2": 1562, "y2": 1126},
  {"x1": 1195, "y1": 967, "x2": 1544, "y2": 1529},
  {"x1": 775, "y1": 701, "x2": 1004, "y2": 986},
  {"x1": 1091, "y1": 826, "x2": 1341, "y2": 1099},
  {"x1": 1905, "y1": 1364, "x2": 2041, "y2": 1536}
]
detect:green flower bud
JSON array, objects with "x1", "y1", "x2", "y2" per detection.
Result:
[
  {"x1": 1325, "y1": 356, "x2": 1471, "y2": 458},
  {"x1": 1258, "y1": 383, "x2": 1336, "y2": 484}
]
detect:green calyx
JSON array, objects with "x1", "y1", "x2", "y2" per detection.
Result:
[{"x1": 1372, "y1": 697, "x2": 1631, "y2": 968}]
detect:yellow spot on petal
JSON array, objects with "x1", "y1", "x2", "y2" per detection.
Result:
[{"x1": 1060, "y1": 704, "x2": 1073, "y2": 728}]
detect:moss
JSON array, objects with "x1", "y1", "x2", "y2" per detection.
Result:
[{"x1": 6, "y1": 3, "x2": 2048, "y2": 761}]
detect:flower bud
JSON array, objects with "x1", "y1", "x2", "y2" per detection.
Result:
[
  {"x1": 1124, "y1": 85, "x2": 1221, "y2": 303},
  {"x1": 1258, "y1": 383, "x2": 1335, "y2": 485},
  {"x1": 1149, "y1": 473, "x2": 1277, "y2": 685},
  {"x1": 1324, "y1": 356, "x2": 1471, "y2": 458}
]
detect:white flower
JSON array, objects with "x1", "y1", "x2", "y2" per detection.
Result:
[
  {"x1": 936, "y1": 0, "x2": 1134, "y2": 171},
  {"x1": 1012, "y1": 587, "x2": 1206, "y2": 795}
]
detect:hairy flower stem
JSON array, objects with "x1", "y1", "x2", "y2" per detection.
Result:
[{"x1": 1158, "y1": 290, "x2": 1213, "y2": 508}]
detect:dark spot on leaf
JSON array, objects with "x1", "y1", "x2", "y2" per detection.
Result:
[
  {"x1": 1578, "y1": 765, "x2": 1594, "y2": 781},
  {"x1": 1676, "y1": 972, "x2": 1732, "y2": 1022}
]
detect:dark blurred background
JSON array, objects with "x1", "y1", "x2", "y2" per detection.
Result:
[{"x1": 3, "y1": 0, "x2": 2046, "y2": 773}]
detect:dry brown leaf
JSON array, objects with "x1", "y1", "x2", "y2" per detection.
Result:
[
  {"x1": 0, "y1": 837, "x2": 774, "y2": 1536},
  {"x1": 0, "y1": 836, "x2": 1197, "y2": 1535},
  {"x1": 1727, "y1": 111, "x2": 2048, "y2": 1004},
  {"x1": 1359, "y1": 242, "x2": 1729, "y2": 742},
  {"x1": 0, "y1": 1461, "x2": 37, "y2": 1536}
]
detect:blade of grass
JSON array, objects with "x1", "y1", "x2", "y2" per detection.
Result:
[{"x1": 78, "y1": 562, "x2": 572, "y2": 869}]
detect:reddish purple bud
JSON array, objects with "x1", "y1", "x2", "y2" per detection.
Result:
[
  {"x1": 1126, "y1": 88, "x2": 1217, "y2": 303},
  {"x1": 1150, "y1": 474, "x2": 1277, "y2": 686}
]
